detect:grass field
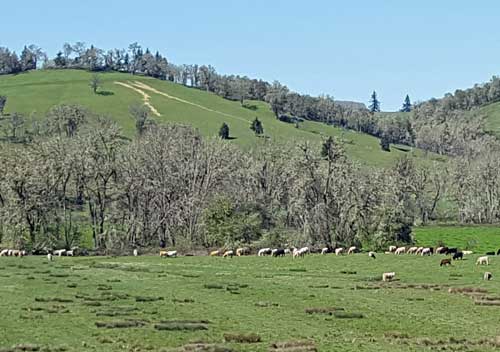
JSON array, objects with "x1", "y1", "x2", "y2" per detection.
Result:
[
  {"x1": 1, "y1": 254, "x2": 500, "y2": 351},
  {"x1": 0, "y1": 69, "x2": 441, "y2": 167},
  {"x1": 414, "y1": 225, "x2": 500, "y2": 254}
]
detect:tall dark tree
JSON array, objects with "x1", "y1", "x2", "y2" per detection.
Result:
[
  {"x1": 54, "y1": 52, "x2": 67, "y2": 67},
  {"x1": 250, "y1": 117, "x2": 264, "y2": 135},
  {"x1": 219, "y1": 123, "x2": 230, "y2": 140},
  {"x1": 380, "y1": 134, "x2": 391, "y2": 151},
  {"x1": 369, "y1": 91, "x2": 381, "y2": 113},
  {"x1": 401, "y1": 94, "x2": 412, "y2": 112},
  {"x1": 0, "y1": 96, "x2": 6, "y2": 115}
]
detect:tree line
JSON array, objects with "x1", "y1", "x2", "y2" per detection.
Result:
[{"x1": 0, "y1": 104, "x2": 454, "y2": 252}]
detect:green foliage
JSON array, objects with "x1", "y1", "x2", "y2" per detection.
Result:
[
  {"x1": 401, "y1": 94, "x2": 412, "y2": 112},
  {"x1": 380, "y1": 134, "x2": 391, "y2": 151},
  {"x1": 202, "y1": 197, "x2": 261, "y2": 247},
  {"x1": 90, "y1": 73, "x2": 101, "y2": 94}
]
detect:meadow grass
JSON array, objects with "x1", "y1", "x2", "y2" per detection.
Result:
[
  {"x1": 0, "y1": 69, "x2": 442, "y2": 167},
  {"x1": 414, "y1": 225, "x2": 500, "y2": 253},
  {"x1": 1, "y1": 253, "x2": 500, "y2": 351}
]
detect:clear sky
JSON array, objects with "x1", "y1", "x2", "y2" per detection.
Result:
[{"x1": 1, "y1": 0, "x2": 499, "y2": 111}]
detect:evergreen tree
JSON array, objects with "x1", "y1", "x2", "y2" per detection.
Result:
[
  {"x1": 380, "y1": 134, "x2": 391, "y2": 152},
  {"x1": 219, "y1": 123, "x2": 230, "y2": 139},
  {"x1": 250, "y1": 117, "x2": 264, "y2": 135},
  {"x1": 20, "y1": 46, "x2": 36, "y2": 71},
  {"x1": 369, "y1": 91, "x2": 381, "y2": 113},
  {"x1": 0, "y1": 95, "x2": 6, "y2": 115},
  {"x1": 54, "y1": 52, "x2": 67, "y2": 67},
  {"x1": 401, "y1": 94, "x2": 412, "y2": 112}
]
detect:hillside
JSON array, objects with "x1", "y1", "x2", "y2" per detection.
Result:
[{"x1": 0, "y1": 69, "x2": 438, "y2": 166}]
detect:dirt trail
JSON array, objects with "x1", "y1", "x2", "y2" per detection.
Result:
[
  {"x1": 130, "y1": 81, "x2": 249, "y2": 123},
  {"x1": 114, "y1": 81, "x2": 161, "y2": 117}
]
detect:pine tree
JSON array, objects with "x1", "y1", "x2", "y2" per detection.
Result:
[
  {"x1": 369, "y1": 91, "x2": 381, "y2": 113},
  {"x1": 250, "y1": 117, "x2": 264, "y2": 135},
  {"x1": 219, "y1": 123, "x2": 230, "y2": 139},
  {"x1": 401, "y1": 94, "x2": 412, "y2": 112}
]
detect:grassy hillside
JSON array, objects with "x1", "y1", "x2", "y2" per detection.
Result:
[{"x1": 0, "y1": 70, "x2": 438, "y2": 166}]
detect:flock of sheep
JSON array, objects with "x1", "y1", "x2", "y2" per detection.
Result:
[
  {"x1": 205, "y1": 244, "x2": 497, "y2": 282},
  {"x1": 1, "y1": 243, "x2": 497, "y2": 282}
]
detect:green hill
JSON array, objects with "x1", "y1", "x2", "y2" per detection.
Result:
[
  {"x1": 0, "y1": 69, "x2": 437, "y2": 166},
  {"x1": 481, "y1": 101, "x2": 500, "y2": 136}
]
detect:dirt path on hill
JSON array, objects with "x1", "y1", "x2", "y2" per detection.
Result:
[
  {"x1": 129, "y1": 81, "x2": 248, "y2": 123},
  {"x1": 114, "y1": 81, "x2": 161, "y2": 117}
]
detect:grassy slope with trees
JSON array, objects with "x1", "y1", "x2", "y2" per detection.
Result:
[{"x1": 0, "y1": 69, "x2": 436, "y2": 167}]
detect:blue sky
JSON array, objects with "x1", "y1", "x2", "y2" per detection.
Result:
[{"x1": 1, "y1": 0, "x2": 499, "y2": 110}]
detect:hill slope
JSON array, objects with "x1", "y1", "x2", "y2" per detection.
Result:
[{"x1": 0, "y1": 69, "x2": 437, "y2": 166}]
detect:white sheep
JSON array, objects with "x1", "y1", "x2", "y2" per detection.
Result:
[
  {"x1": 462, "y1": 250, "x2": 473, "y2": 255},
  {"x1": 0, "y1": 249, "x2": 9, "y2": 256},
  {"x1": 476, "y1": 256, "x2": 489, "y2": 266},
  {"x1": 321, "y1": 247, "x2": 329, "y2": 255},
  {"x1": 382, "y1": 272, "x2": 396, "y2": 282},
  {"x1": 47, "y1": 253, "x2": 53, "y2": 262},
  {"x1": 368, "y1": 251, "x2": 376, "y2": 259},
  {"x1": 133, "y1": 249, "x2": 138, "y2": 257},
  {"x1": 223, "y1": 250, "x2": 234, "y2": 258},
  {"x1": 395, "y1": 247, "x2": 406, "y2": 255},
  {"x1": 388, "y1": 245, "x2": 397, "y2": 253},
  {"x1": 66, "y1": 250, "x2": 74, "y2": 257},
  {"x1": 166, "y1": 250, "x2": 177, "y2": 258},
  {"x1": 54, "y1": 249, "x2": 66, "y2": 257},
  {"x1": 347, "y1": 246, "x2": 357, "y2": 255},
  {"x1": 335, "y1": 247, "x2": 344, "y2": 256},
  {"x1": 484, "y1": 272, "x2": 493, "y2": 281},
  {"x1": 258, "y1": 248, "x2": 271, "y2": 256},
  {"x1": 421, "y1": 248, "x2": 431, "y2": 256},
  {"x1": 407, "y1": 247, "x2": 418, "y2": 254}
]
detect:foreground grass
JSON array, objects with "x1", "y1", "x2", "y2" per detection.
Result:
[
  {"x1": 1, "y1": 254, "x2": 500, "y2": 351},
  {"x1": 414, "y1": 225, "x2": 500, "y2": 253},
  {"x1": 0, "y1": 69, "x2": 441, "y2": 167}
]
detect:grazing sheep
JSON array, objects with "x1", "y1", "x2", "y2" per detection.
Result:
[
  {"x1": 452, "y1": 252, "x2": 463, "y2": 260},
  {"x1": 66, "y1": 250, "x2": 74, "y2": 257},
  {"x1": 368, "y1": 251, "x2": 376, "y2": 259},
  {"x1": 54, "y1": 249, "x2": 66, "y2": 257},
  {"x1": 236, "y1": 247, "x2": 250, "y2": 256},
  {"x1": 273, "y1": 248, "x2": 286, "y2": 257},
  {"x1": 384, "y1": 251, "x2": 392, "y2": 254},
  {"x1": 210, "y1": 250, "x2": 221, "y2": 257},
  {"x1": 7, "y1": 250, "x2": 13, "y2": 256},
  {"x1": 335, "y1": 248, "x2": 344, "y2": 256},
  {"x1": 420, "y1": 248, "x2": 431, "y2": 257},
  {"x1": 47, "y1": 253, "x2": 53, "y2": 262},
  {"x1": 407, "y1": 247, "x2": 418, "y2": 254},
  {"x1": 440, "y1": 258, "x2": 452, "y2": 266},
  {"x1": 436, "y1": 247, "x2": 448, "y2": 255},
  {"x1": 497, "y1": 249, "x2": 500, "y2": 256},
  {"x1": 133, "y1": 249, "x2": 138, "y2": 257},
  {"x1": 11, "y1": 250, "x2": 20, "y2": 257},
  {"x1": 0, "y1": 249, "x2": 9, "y2": 256},
  {"x1": 160, "y1": 251, "x2": 168, "y2": 257},
  {"x1": 382, "y1": 272, "x2": 395, "y2": 282},
  {"x1": 477, "y1": 256, "x2": 489, "y2": 266},
  {"x1": 347, "y1": 246, "x2": 358, "y2": 255},
  {"x1": 388, "y1": 246, "x2": 397, "y2": 253},
  {"x1": 284, "y1": 248, "x2": 290, "y2": 255},
  {"x1": 415, "y1": 247, "x2": 424, "y2": 255},
  {"x1": 395, "y1": 247, "x2": 406, "y2": 255},
  {"x1": 223, "y1": 250, "x2": 234, "y2": 258},
  {"x1": 486, "y1": 251, "x2": 496, "y2": 256},
  {"x1": 258, "y1": 248, "x2": 272, "y2": 256},
  {"x1": 293, "y1": 247, "x2": 309, "y2": 259},
  {"x1": 462, "y1": 250, "x2": 473, "y2": 255},
  {"x1": 484, "y1": 272, "x2": 493, "y2": 281},
  {"x1": 321, "y1": 246, "x2": 333, "y2": 255},
  {"x1": 446, "y1": 247, "x2": 458, "y2": 255},
  {"x1": 299, "y1": 247, "x2": 310, "y2": 255},
  {"x1": 166, "y1": 250, "x2": 177, "y2": 258}
]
